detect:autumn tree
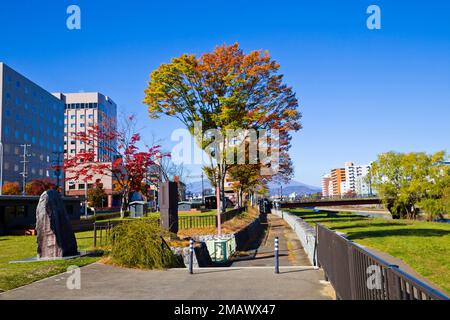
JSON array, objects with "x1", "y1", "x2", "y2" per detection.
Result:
[
  {"x1": 144, "y1": 43, "x2": 301, "y2": 212},
  {"x1": 370, "y1": 151, "x2": 449, "y2": 220},
  {"x1": 64, "y1": 115, "x2": 165, "y2": 218},
  {"x1": 2, "y1": 182, "x2": 21, "y2": 195},
  {"x1": 25, "y1": 179, "x2": 56, "y2": 196},
  {"x1": 88, "y1": 181, "x2": 107, "y2": 208}
]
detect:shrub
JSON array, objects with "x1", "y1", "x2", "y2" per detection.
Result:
[{"x1": 110, "y1": 219, "x2": 180, "y2": 269}]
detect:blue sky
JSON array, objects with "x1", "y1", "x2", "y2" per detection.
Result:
[{"x1": 1, "y1": 0, "x2": 449, "y2": 186}]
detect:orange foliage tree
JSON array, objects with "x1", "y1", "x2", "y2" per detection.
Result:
[
  {"x1": 2, "y1": 182, "x2": 21, "y2": 195},
  {"x1": 144, "y1": 43, "x2": 301, "y2": 212}
]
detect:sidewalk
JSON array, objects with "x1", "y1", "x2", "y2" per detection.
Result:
[
  {"x1": 0, "y1": 263, "x2": 333, "y2": 300},
  {"x1": 232, "y1": 214, "x2": 311, "y2": 267}
]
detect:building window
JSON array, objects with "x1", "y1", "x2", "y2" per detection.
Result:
[
  {"x1": 78, "y1": 183, "x2": 85, "y2": 190},
  {"x1": 69, "y1": 184, "x2": 76, "y2": 190}
]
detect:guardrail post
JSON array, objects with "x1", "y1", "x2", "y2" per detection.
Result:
[
  {"x1": 189, "y1": 239, "x2": 194, "y2": 274},
  {"x1": 274, "y1": 237, "x2": 279, "y2": 274},
  {"x1": 93, "y1": 222, "x2": 97, "y2": 248}
]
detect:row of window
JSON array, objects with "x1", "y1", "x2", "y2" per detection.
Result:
[
  {"x1": 3, "y1": 162, "x2": 53, "y2": 176},
  {"x1": 4, "y1": 89, "x2": 61, "y2": 112},
  {"x1": 65, "y1": 114, "x2": 95, "y2": 120},
  {"x1": 65, "y1": 103, "x2": 98, "y2": 110},
  {"x1": 65, "y1": 122, "x2": 94, "y2": 128},
  {"x1": 68, "y1": 183, "x2": 94, "y2": 190}
]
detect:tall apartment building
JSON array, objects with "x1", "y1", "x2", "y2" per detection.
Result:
[
  {"x1": 0, "y1": 63, "x2": 64, "y2": 192},
  {"x1": 330, "y1": 168, "x2": 346, "y2": 196},
  {"x1": 53, "y1": 92, "x2": 118, "y2": 206},
  {"x1": 321, "y1": 173, "x2": 332, "y2": 197},
  {"x1": 323, "y1": 162, "x2": 374, "y2": 197}
]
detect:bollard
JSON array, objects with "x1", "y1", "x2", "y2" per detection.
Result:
[
  {"x1": 189, "y1": 239, "x2": 194, "y2": 274},
  {"x1": 274, "y1": 237, "x2": 279, "y2": 274}
]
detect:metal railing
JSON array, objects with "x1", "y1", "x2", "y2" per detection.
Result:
[
  {"x1": 316, "y1": 223, "x2": 449, "y2": 300},
  {"x1": 92, "y1": 220, "x2": 118, "y2": 247},
  {"x1": 281, "y1": 194, "x2": 379, "y2": 203},
  {"x1": 178, "y1": 208, "x2": 244, "y2": 230}
]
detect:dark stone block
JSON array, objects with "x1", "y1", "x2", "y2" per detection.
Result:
[{"x1": 36, "y1": 190, "x2": 78, "y2": 258}]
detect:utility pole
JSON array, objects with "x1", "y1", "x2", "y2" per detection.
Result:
[{"x1": 20, "y1": 144, "x2": 31, "y2": 195}]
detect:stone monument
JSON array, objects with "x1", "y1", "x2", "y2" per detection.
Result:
[{"x1": 36, "y1": 189, "x2": 78, "y2": 258}]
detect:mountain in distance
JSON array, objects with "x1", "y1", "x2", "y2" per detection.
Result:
[
  {"x1": 186, "y1": 180, "x2": 213, "y2": 194},
  {"x1": 267, "y1": 180, "x2": 321, "y2": 196},
  {"x1": 186, "y1": 179, "x2": 320, "y2": 196}
]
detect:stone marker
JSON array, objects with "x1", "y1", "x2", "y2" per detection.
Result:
[{"x1": 36, "y1": 189, "x2": 78, "y2": 258}]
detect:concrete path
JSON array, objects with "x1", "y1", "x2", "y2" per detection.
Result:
[
  {"x1": 0, "y1": 263, "x2": 333, "y2": 300},
  {"x1": 232, "y1": 214, "x2": 310, "y2": 267}
]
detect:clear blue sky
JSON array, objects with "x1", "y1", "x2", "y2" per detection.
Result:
[{"x1": 1, "y1": 0, "x2": 449, "y2": 186}]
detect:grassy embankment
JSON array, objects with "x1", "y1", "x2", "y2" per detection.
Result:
[{"x1": 288, "y1": 209, "x2": 450, "y2": 294}]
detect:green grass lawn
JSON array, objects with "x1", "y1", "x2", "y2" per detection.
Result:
[
  {"x1": 288, "y1": 209, "x2": 450, "y2": 294},
  {"x1": 0, "y1": 230, "x2": 100, "y2": 292}
]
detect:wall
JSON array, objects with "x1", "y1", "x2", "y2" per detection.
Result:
[{"x1": 272, "y1": 209, "x2": 317, "y2": 265}]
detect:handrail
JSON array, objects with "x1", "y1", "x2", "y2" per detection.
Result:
[{"x1": 316, "y1": 223, "x2": 449, "y2": 300}]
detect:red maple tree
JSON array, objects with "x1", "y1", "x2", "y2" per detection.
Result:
[{"x1": 64, "y1": 115, "x2": 166, "y2": 217}]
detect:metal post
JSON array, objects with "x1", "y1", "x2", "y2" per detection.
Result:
[
  {"x1": 189, "y1": 239, "x2": 194, "y2": 274},
  {"x1": 84, "y1": 180, "x2": 88, "y2": 218},
  {"x1": 216, "y1": 183, "x2": 221, "y2": 236},
  {"x1": 274, "y1": 237, "x2": 279, "y2": 274},
  {"x1": 93, "y1": 222, "x2": 97, "y2": 247}
]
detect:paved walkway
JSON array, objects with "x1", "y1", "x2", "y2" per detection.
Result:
[
  {"x1": 232, "y1": 214, "x2": 310, "y2": 267},
  {"x1": 0, "y1": 263, "x2": 333, "y2": 300}
]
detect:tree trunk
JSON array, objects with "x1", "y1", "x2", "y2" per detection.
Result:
[{"x1": 120, "y1": 189, "x2": 129, "y2": 219}]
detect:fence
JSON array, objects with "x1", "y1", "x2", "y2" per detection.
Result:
[
  {"x1": 178, "y1": 208, "x2": 244, "y2": 230},
  {"x1": 316, "y1": 223, "x2": 449, "y2": 300},
  {"x1": 92, "y1": 220, "x2": 119, "y2": 247}
]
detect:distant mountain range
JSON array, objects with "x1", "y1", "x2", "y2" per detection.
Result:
[
  {"x1": 186, "y1": 179, "x2": 320, "y2": 196},
  {"x1": 267, "y1": 180, "x2": 321, "y2": 196}
]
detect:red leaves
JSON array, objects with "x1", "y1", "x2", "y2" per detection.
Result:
[{"x1": 64, "y1": 115, "x2": 165, "y2": 192}]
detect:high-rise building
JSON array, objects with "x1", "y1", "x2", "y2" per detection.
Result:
[
  {"x1": 344, "y1": 162, "x2": 373, "y2": 196},
  {"x1": 53, "y1": 92, "x2": 118, "y2": 206},
  {"x1": 321, "y1": 173, "x2": 332, "y2": 197},
  {"x1": 330, "y1": 168, "x2": 346, "y2": 196},
  {"x1": 0, "y1": 63, "x2": 64, "y2": 193},
  {"x1": 323, "y1": 161, "x2": 374, "y2": 197}
]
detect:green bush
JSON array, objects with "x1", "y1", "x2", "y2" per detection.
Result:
[{"x1": 110, "y1": 220, "x2": 180, "y2": 269}]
